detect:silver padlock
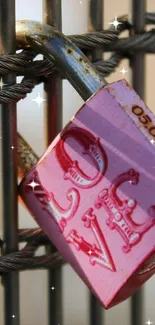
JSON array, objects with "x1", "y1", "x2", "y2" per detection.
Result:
[{"x1": 17, "y1": 21, "x2": 155, "y2": 309}]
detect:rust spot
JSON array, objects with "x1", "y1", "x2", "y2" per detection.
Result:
[
  {"x1": 106, "y1": 87, "x2": 116, "y2": 97},
  {"x1": 124, "y1": 79, "x2": 133, "y2": 90},
  {"x1": 120, "y1": 123, "x2": 125, "y2": 129},
  {"x1": 127, "y1": 83, "x2": 133, "y2": 90},
  {"x1": 79, "y1": 57, "x2": 88, "y2": 65},
  {"x1": 107, "y1": 87, "x2": 114, "y2": 92},
  {"x1": 122, "y1": 105, "x2": 129, "y2": 110},
  {"x1": 67, "y1": 48, "x2": 73, "y2": 54}
]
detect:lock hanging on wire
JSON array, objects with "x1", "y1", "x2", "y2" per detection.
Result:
[{"x1": 17, "y1": 20, "x2": 155, "y2": 309}]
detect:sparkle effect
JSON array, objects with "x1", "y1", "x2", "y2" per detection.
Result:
[
  {"x1": 11, "y1": 146, "x2": 15, "y2": 150},
  {"x1": 88, "y1": 250, "x2": 92, "y2": 255},
  {"x1": 128, "y1": 180, "x2": 133, "y2": 185},
  {"x1": 27, "y1": 180, "x2": 40, "y2": 191},
  {"x1": 150, "y1": 139, "x2": 155, "y2": 145},
  {"x1": 32, "y1": 92, "x2": 46, "y2": 108},
  {"x1": 109, "y1": 16, "x2": 122, "y2": 31},
  {"x1": 51, "y1": 286, "x2": 55, "y2": 290},
  {"x1": 11, "y1": 315, "x2": 16, "y2": 319},
  {"x1": 146, "y1": 320, "x2": 153, "y2": 325},
  {"x1": 120, "y1": 67, "x2": 128, "y2": 76}
]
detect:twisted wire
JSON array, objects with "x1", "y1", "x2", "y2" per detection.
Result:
[
  {"x1": 0, "y1": 13, "x2": 155, "y2": 103},
  {"x1": 19, "y1": 228, "x2": 49, "y2": 244},
  {"x1": 0, "y1": 241, "x2": 65, "y2": 274},
  {"x1": 0, "y1": 229, "x2": 65, "y2": 273}
]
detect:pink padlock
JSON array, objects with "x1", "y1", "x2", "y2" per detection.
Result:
[{"x1": 17, "y1": 21, "x2": 155, "y2": 309}]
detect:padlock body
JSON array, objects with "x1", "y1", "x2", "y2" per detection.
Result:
[{"x1": 19, "y1": 79, "x2": 155, "y2": 308}]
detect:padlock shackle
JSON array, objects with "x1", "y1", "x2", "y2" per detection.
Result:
[{"x1": 16, "y1": 20, "x2": 107, "y2": 101}]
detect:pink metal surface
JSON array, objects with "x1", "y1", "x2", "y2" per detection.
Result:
[{"x1": 19, "y1": 79, "x2": 155, "y2": 308}]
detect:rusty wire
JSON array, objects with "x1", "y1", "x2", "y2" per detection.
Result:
[
  {"x1": 0, "y1": 228, "x2": 66, "y2": 273},
  {"x1": 0, "y1": 13, "x2": 155, "y2": 103},
  {"x1": 0, "y1": 13, "x2": 155, "y2": 273},
  {"x1": 0, "y1": 241, "x2": 65, "y2": 274}
]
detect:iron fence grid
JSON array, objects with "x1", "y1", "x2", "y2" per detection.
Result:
[{"x1": 0, "y1": 0, "x2": 154, "y2": 324}]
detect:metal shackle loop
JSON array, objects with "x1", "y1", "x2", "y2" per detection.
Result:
[{"x1": 16, "y1": 20, "x2": 107, "y2": 101}]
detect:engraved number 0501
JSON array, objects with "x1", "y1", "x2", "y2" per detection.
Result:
[{"x1": 132, "y1": 105, "x2": 155, "y2": 137}]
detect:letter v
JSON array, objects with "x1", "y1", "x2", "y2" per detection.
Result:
[{"x1": 67, "y1": 208, "x2": 116, "y2": 272}]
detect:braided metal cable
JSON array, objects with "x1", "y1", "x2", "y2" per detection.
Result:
[
  {"x1": 0, "y1": 241, "x2": 65, "y2": 274},
  {"x1": 0, "y1": 228, "x2": 65, "y2": 274},
  {"x1": 1, "y1": 13, "x2": 155, "y2": 274},
  {"x1": 19, "y1": 228, "x2": 49, "y2": 244},
  {"x1": 0, "y1": 13, "x2": 155, "y2": 103}
]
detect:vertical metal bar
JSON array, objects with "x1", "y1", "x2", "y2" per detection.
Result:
[
  {"x1": 43, "y1": 0, "x2": 63, "y2": 140},
  {"x1": 131, "y1": 0, "x2": 145, "y2": 96},
  {"x1": 89, "y1": 0, "x2": 104, "y2": 62},
  {"x1": 0, "y1": 1, "x2": 20, "y2": 325},
  {"x1": 89, "y1": 1, "x2": 104, "y2": 325},
  {"x1": 130, "y1": 1, "x2": 146, "y2": 325},
  {"x1": 43, "y1": 1, "x2": 63, "y2": 325}
]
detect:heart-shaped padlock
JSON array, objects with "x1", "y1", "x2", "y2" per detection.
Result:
[{"x1": 17, "y1": 21, "x2": 155, "y2": 309}]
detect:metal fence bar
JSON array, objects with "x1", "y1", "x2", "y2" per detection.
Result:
[
  {"x1": 89, "y1": 1, "x2": 104, "y2": 324},
  {"x1": 130, "y1": 0, "x2": 146, "y2": 324},
  {"x1": 43, "y1": 1, "x2": 63, "y2": 325},
  {"x1": 0, "y1": 1, "x2": 20, "y2": 325}
]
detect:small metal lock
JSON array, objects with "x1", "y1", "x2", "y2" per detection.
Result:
[{"x1": 17, "y1": 21, "x2": 155, "y2": 309}]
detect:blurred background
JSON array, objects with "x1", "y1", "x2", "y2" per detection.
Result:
[{"x1": 0, "y1": 0, "x2": 155, "y2": 324}]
